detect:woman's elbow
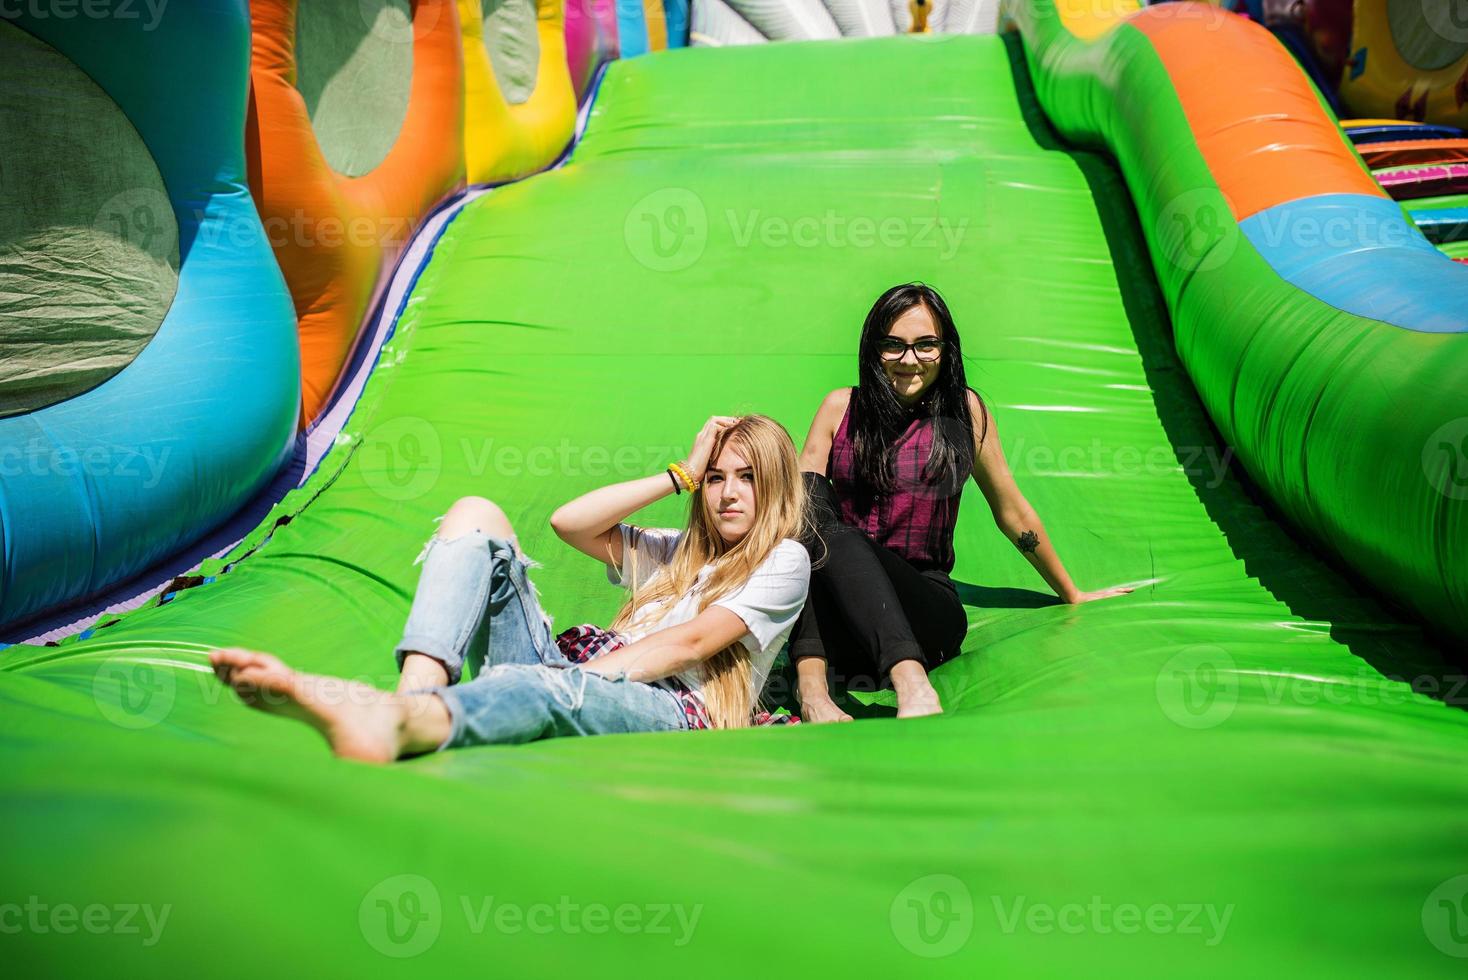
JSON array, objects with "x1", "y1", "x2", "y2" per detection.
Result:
[{"x1": 548, "y1": 506, "x2": 573, "y2": 541}]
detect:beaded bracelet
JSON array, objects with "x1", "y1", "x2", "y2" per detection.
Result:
[{"x1": 668, "y1": 461, "x2": 698, "y2": 492}]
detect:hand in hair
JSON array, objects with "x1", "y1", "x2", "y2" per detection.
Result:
[{"x1": 682, "y1": 416, "x2": 741, "y2": 483}]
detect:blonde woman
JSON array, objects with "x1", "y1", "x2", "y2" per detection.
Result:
[{"x1": 208, "y1": 415, "x2": 811, "y2": 763}]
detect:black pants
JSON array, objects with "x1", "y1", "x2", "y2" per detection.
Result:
[{"x1": 790, "y1": 472, "x2": 967, "y2": 691}]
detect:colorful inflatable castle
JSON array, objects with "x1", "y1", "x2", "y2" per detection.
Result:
[{"x1": 3, "y1": 1, "x2": 1466, "y2": 975}]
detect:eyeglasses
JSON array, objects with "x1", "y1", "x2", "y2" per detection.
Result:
[{"x1": 877, "y1": 338, "x2": 944, "y2": 362}]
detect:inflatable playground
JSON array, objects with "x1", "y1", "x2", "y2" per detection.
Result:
[{"x1": 2, "y1": 0, "x2": 1466, "y2": 974}]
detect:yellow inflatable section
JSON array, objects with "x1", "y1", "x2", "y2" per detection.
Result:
[
  {"x1": 1049, "y1": 0, "x2": 1140, "y2": 42},
  {"x1": 643, "y1": 0, "x2": 668, "y2": 49},
  {"x1": 459, "y1": 0, "x2": 578, "y2": 183},
  {"x1": 1339, "y1": 0, "x2": 1468, "y2": 127}
]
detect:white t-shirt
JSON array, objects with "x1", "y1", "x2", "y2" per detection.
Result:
[{"x1": 604, "y1": 523, "x2": 811, "y2": 702}]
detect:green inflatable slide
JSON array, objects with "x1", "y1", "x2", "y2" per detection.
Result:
[{"x1": 4, "y1": 15, "x2": 1467, "y2": 980}]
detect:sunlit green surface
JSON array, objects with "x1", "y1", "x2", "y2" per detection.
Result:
[{"x1": 3, "y1": 35, "x2": 1465, "y2": 977}]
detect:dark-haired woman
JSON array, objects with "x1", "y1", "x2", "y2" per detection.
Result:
[{"x1": 794, "y1": 282, "x2": 1134, "y2": 722}]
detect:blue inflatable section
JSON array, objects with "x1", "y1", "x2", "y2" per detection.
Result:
[
  {"x1": 0, "y1": 2, "x2": 299, "y2": 630},
  {"x1": 1239, "y1": 194, "x2": 1468, "y2": 334},
  {"x1": 618, "y1": 0, "x2": 651, "y2": 57},
  {"x1": 663, "y1": 0, "x2": 689, "y2": 47},
  {"x1": 1344, "y1": 124, "x2": 1466, "y2": 145},
  {"x1": 1408, "y1": 206, "x2": 1468, "y2": 241}
]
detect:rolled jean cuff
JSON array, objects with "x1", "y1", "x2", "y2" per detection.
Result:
[
  {"x1": 395, "y1": 634, "x2": 463, "y2": 684},
  {"x1": 419, "y1": 687, "x2": 465, "y2": 754}
]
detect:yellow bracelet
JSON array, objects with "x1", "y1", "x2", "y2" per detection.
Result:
[{"x1": 668, "y1": 461, "x2": 698, "y2": 492}]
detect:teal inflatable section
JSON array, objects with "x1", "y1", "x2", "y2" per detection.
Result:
[{"x1": 0, "y1": 3, "x2": 300, "y2": 632}]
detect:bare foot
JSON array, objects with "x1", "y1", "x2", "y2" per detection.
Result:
[
  {"x1": 209, "y1": 648, "x2": 447, "y2": 763},
  {"x1": 890, "y1": 660, "x2": 944, "y2": 719},
  {"x1": 800, "y1": 696, "x2": 854, "y2": 724}
]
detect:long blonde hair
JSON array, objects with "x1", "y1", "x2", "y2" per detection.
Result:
[{"x1": 609, "y1": 415, "x2": 808, "y2": 729}]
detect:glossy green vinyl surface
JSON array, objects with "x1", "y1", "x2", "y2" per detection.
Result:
[{"x1": 3, "y1": 34, "x2": 1465, "y2": 978}]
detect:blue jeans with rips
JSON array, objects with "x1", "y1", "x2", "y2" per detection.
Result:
[{"x1": 392, "y1": 520, "x2": 689, "y2": 752}]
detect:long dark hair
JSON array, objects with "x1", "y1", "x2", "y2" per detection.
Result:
[{"x1": 850, "y1": 282, "x2": 988, "y2": 495}]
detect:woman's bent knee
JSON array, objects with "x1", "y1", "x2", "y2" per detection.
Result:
[{"x1": 441, "y1": 495, "x2": 515, "y2": 541}]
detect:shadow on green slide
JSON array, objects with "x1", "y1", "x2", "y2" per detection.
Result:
[{"x1": 2, "y1": 33, "x2": 1465, "y2": 978}]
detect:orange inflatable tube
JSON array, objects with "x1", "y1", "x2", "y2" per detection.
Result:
[
  {"x1": 1128, "y1": 4, "x2": 1385, "y2": 222},
  {"x1": 246, "y1": 0, "x2": 466, "y2": 430},
  {"x1": 1357, "y1": 139, "x2": 1468, "y2": 170}
]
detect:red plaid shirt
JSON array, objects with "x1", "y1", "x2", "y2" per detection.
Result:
[
  {"x1": 555, "y1": 624, "x2": 799, "y2": 730},
  {"x1": 828, "y1": 395, "x2": 966, "y2": 573}
]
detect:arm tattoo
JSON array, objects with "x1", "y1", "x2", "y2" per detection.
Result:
[{"x1": 1015, "y1": 530, "x2": 1039, "y2": 555}]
